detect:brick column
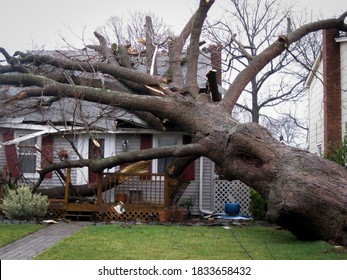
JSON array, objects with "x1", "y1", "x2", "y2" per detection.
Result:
[{"x1": 322, "y1": 29, "x2": 341, "y2": 155}]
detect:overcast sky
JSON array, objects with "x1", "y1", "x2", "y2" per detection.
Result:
[{"x1": 1, "y1": 0, "x2": 346, "y2": 54}]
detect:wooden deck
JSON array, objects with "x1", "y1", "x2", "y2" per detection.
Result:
[{"x1": 47, "y1": 171, "x2": 190, "y2": 222}]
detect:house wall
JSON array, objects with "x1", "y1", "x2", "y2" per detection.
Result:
[
  {"x1": 307, "y1": 32, "x2": 347, "y2": 155},
  {"x1": 0, "y1": 127, "x2": 216, "y2": 214},
  {"x1": 178, "y1": 157, "x2": 215, "y2": 215},
  {"x1": 75, "y1": 133, "x2": 117, "y2": 185},
  {"x1": 0, "y1": 128, "x2": 45, "y2": 183},
  {"x1": 0, "y1": 130, "x2": 81, "y2": 188},
  {"x1": 0, "y1": 129, "x2": 7, "y2": 174},
  {"x1": 308, "y1": 60, "x2": 324, "y2": 154},
  {"x1": 41, "y1": 134, "x2": 79, "y2": 189},
  {"x1": 118, "y1": 133, "x2": 216, "y2": 215}
]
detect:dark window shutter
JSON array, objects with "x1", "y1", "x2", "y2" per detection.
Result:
[
  {"x1": 88, "y1": 138, "x2": 105, "y2": 183},
  {"x1": 41, "y1": 134, "x2": 54, "y2": 178},
  {"x1": 182, "y1": 135, "x2": 195, "y2": 181},
  {"x1": 140, "y1": 134, "x2": 152, "y2": 175},
  {"x1": 2, "y1": 131, "x2": 21, "y2": 178}
]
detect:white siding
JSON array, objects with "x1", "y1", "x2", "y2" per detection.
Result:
[
  {"x1": 340, "y1": 41, "x2": 347, "y2": 137},
  {"x1": 179, "y1": 157, "x2": 215, "y2": 215},
  {"x1": 0, "y1": 129, "x2": 8, "y2": 172},
  {"x1": 116, "y1": 134, "x2": 141, "y2": 154},
  {"x1": 307, "y1": 59, "x2": 324, "y2": 154},
  {"x1": 38, "y1": 134, "x2": 79, "y2": 189},
  {"x1": 0, "y1": 130, "x2": 79, "y2": 188}
]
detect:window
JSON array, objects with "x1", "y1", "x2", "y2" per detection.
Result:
[
  {"x1": 17, "y1": 136, "x2": 41, "y2": 176},
  {"x1": 155, "y1": 135, "x2": 181, "y2": 173}
]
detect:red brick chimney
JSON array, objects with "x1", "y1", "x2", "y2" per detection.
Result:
[{"x1": 322, "y1": 29, "x2": 341, "y2": 155}]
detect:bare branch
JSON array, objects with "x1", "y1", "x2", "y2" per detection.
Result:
[
  {"x1": 87, "y1": 31, "x2": 119, "y2": 65},
  {"x1": 221, "y1": 11, "x2": 347, "y2": 112},
  {"x1": 167, "y1": 3, "x2": 204, "y2": 91}
]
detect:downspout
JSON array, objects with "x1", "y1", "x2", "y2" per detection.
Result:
[{"x1": 199, "y1": 157, "x2": 213, "y2": 215}]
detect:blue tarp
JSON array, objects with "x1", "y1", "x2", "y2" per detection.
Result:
[{"x1": 204, "y1": 213, "x2": 253, "y2": 221}]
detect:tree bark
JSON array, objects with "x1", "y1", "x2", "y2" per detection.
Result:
[
  {"x1": 37, "y1": 176, "x2": 117, "y2": 198},
  {"x1": 209, "y1": 120, "x2": 347, "y2": 244}
]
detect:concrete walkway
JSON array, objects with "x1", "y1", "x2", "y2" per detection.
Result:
[{"x1": 0, "y1": 221, "x2": 90, "y2": 260}]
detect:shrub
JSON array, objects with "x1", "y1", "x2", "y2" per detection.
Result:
[
  {"x1": 1, "y1": 185, "x2": 49, "y2": 220},
  {"x1": 249, "y1": 188, "x2": 267, "y2": 220},
  {"x1": 178, "y1": 197, "x2": 195, "y2": 218},
  {"x1": 324, "y1": 139, "x2": 347, "y2": 167}
]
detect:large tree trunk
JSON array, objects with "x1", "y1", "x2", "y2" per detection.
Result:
[{"x1": 196, "y1": 114, "x2": 347, "y2": 245}]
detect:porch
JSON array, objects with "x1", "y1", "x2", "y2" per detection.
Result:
[{"x1": 47, "y1": 169, "x2": 190, "y2": 222}]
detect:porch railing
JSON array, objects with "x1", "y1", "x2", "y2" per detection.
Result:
[
  {"x1": 58, "y1": 169, "x2": 188, "y2": 209},
  {"x1": 47, "y1": 169, "x2": 190, "y2": 221},
  {"x1": 100, "y1": 172, "x2": 169, "y2": 207}
]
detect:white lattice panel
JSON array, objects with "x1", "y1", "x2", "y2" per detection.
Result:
[{"x1": 214, "y1": 180, "x2": 251, "y2": 215}]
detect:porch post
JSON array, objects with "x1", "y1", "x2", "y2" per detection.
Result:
[
  {"x1": 0, "y1": 166, "x2": 6, "y2": 200},
  {"x1": 97, "y1": 173, "x2": 103, "y2": 205},
  {"x1": 64, "y1": 168, "x2": 71, "y2": 204},
  {"x1": 164, "y1": 173, "x2": 170, "y2": 207}
]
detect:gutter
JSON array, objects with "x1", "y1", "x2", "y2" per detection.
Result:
[{"x1": 0, "y1": 127, "x2": 85, "y2": 148}]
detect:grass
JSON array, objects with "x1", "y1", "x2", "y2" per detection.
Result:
[
  {"x1": 34, "y1": 224, "x2": 347, "y2": 260},
  {"x1": 0, "y1": 223, "x2": 45, "y2": 247}
]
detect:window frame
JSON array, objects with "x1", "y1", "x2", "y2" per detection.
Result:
[
  {"x1": 152, "y1": 134, "x2": 182, "y2": 174},
  {"x1": 15, "y1": 132, "x2": 42, "y2": 178}
]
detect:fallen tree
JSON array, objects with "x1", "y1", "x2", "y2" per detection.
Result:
[{"x1": 0, "y1": 0, "x2": 346, "y2": 245}]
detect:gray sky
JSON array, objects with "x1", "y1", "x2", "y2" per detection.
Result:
[{"x1": 1, "y1": 0, "x2": 346, "y2": 54}]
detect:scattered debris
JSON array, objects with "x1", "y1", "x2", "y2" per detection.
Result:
[{"x1": 42, "y1": 220, "x2": 58, "y2": 224}]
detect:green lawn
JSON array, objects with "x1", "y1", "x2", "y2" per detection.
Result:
[
  {"x1": 34, "y1": 224, "x2": 347, "y2": 260},
  {"x1": 0, "y1": 223, "x2": 45, "y2": 247}
]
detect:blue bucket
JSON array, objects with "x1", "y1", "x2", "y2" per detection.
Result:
[{"x1": 225, "y1": 203, "x2": 241, "y2": 216}]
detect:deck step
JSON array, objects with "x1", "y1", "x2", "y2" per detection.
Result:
[{"x1": 64, "y1": 211, "x2": 94, "y2": 221}]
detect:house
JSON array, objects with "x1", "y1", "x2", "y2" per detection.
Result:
[
  {"x1": 0, "y1": 46, "x2": 251, "y2": 221},
  {"x1": 305, "y1": 29, "x2": 347, "y2": 156}
]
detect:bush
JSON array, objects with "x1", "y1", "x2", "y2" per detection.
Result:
[
  {"x1": 325, "y1": 139, "x2": 347, "y2": 167},
  {"x1": 249, "y1": 188, "x2": 267, "y2": 220},
  {"x1": 1, "y1": 185, "x2": 49, "y2": 220}
]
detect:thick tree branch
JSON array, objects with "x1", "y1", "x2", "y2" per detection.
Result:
[
  {"x1": 0, "y1": 72, "x2": 56, "y2": 87},
  {"x1": 185, "y1": 0, "x2": 215, "y2": 95},
  {"x1": 88, "y1": 31, "x2": 119, "y2": 66},
  {"x1": 17, "y1": 52, "x2": 165, "y2": 86},
  {"x1": 145, "y1": 16, "x2": 158, "y2": 75},
  {"x1": 0, "y1": 47, "x2": 20, "y2": 66},
  {"x1": 168, "y1": 6, "x2": 198, "y2": 91},
  {"x1": 221, "y1": 11, "x2": 347, "y2": 113},
  {"x1": 37, "y1": 143, "x2": 205, "y2": 178},
  {"x1": 0, "y1": 75, "x2": 184, "y2": 122}
]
